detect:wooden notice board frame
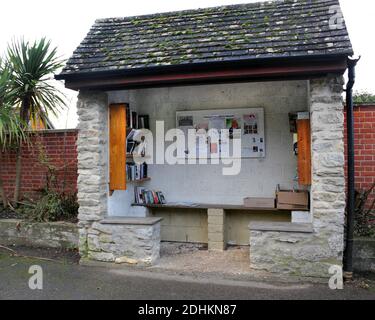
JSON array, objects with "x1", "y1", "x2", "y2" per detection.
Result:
[{"x1": 109, "y1": 104, "x2": 127, "y2": 193}]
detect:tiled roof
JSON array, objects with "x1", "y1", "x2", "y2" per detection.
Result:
[{"x1": 59, "y1": 0, "x2": 353, "y2": 77}]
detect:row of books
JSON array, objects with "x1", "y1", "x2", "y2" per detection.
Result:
[
  {"x1": 126, "y1": 105, "x2": 150, "y2": 129},
  {"x1": 126, "y1": 163, "x2": 148, "y2": 181},
  {"x1": 134, "y1": 187, "x2": 166, "y2": 205}
]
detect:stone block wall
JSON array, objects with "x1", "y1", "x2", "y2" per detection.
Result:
[
  {"x1": 250, "y1": 75, "x2": 347, "y2": 278},
  {"x1": 249, "y1": 228, "x2": 338, "y2": 278},
  {"x1": 0, "y1": 219, "x2": 78, "y2": 249},
  {"x1": 87, "y1": 219, "x2": 162, "y2": 265}
]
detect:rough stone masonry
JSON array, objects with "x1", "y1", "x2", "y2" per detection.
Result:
[
  {"x1": 76, "y1": 91, "x2": 161, "y2": 265},
  {"x1": 250, "y1": 75, "x2": 347, "y2": 278}
]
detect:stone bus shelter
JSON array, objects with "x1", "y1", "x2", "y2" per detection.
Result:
[{"x1": 56, "y1": 0, "x2": 354, "y2": 279}]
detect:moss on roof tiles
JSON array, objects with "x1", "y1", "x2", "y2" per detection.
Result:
[{"x1": 59, "y1": 0, "x2": 353, "y2": 76}]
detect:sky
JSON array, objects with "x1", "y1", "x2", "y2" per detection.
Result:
[{"x1": 0, "y1": 0, "x2": 373, "y2": 129}]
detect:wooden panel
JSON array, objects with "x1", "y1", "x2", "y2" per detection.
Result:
[
  {"x1": 109, "y1": 104, "x2": 127, "y2": 192},
  {"x1": 297, "y1": 119, "x2": 311, "y2": 186}
]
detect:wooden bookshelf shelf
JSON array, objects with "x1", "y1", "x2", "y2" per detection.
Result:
[
  {"x1": 126, "y1": 154, "x2": 151, "y2": 160},
  {"x1": 127, "y1": 177, "x2": 151, "y2": 183}
]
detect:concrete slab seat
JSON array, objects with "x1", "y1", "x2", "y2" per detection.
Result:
[
  {"x1": 132, "y1": 202, "x2": 293, "y2": 211},
  {"x1": 250, "y1": 222, "x2": 314, "y2": 233},
  {"x1": 85, "y1": 217, "x2": 162, "y2": 266},
  {"x1": 133, "y1": 203, "x2": 293, "y2": 252}
]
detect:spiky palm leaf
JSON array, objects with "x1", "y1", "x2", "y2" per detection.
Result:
[
  {"x1": 7, "y1": 38, "x2": 66, "y2": 125},
  {"x1": 0, "y1": 59, "x2": 26, "y2": 150}
]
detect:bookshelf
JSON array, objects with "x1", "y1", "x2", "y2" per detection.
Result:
[
  {"x1": 126, "y1": 153, "x2": 151, "y2": 160},
  {"x1": 108, "y1": 103, "x2": 152, "y2": 194},
  {"x1": 126, "y1": 158, "x2": 149, "y2": 183},
  {"x1": 124, "y1": 110, "x2": 157, "y2": 203},
  {"x1": 127, "y1": 177, "x2": 151, "y2": 183}
]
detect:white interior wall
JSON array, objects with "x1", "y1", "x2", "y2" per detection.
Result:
[{"x1": 107, "y1": 80, "x2": 308, "y2": 217}]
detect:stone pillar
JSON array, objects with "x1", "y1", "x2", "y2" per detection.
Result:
[
  {"x1": 76, "y1": 91, "x2": 109, "y2": 258},
  {"x1": 208, "y1": 209, "x2": 226, "y2": 251},
  {"x1": 76, "y1": 91, "x2": 162, "y2": 265},
  {"x1": 310, "y1": 75, "x2": 346, "y2": 268},
  {"x1": 249, "y1": 75, "x2": 346, "y2": 279}
]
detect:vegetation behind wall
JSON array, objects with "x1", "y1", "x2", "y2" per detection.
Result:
[{"x1": 0, "y1": 130, "x2": 78, "y2": 205}]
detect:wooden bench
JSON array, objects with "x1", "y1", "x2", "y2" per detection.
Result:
[{"x1": 131, "y1": 202, "x2": 292, "y2": 212}]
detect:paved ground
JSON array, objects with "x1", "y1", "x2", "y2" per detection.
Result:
[
  {"x1": 157, "y1": 243, "x2": 252, "y2": 275},
  {"x1": 0, "y1": 247, "x2": 374, "y2": 300}
]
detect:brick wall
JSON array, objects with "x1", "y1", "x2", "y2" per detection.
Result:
[
  {"x1": 0, "y1": 130, "x2": 78, "y2": 201},
  {"x1": 344, "y1": 104, "x2": 375, "y2": 210}
]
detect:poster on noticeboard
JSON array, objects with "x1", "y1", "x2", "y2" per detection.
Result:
[{"x1": 176, "y1": 108, "x2": 265, "y2": 159}]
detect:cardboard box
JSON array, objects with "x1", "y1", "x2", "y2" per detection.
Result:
[
  {"x1": 276, "y1": 189, "x2": 309, "y2": 210},
  {"x1": 244, "y1": 197, "x2": 275, "y2": 209}
]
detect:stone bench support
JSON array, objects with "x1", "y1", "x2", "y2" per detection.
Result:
[
  {"x1": 208, "y1": 208, "x2": 226, "y2": 251},
  {"x1": 85, "y1": 217, "x2": 162, "y2": 265},
  {"x1": 249, "y1": 222, "x2": 337, "y2": 278}
]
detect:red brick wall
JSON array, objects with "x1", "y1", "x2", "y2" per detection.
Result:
[
  {"x1": 344, "y1": 105, "x2": 375, "y2": 210},
  {"x1": 0, "y1": 130, "x2": 78, "y2": 201}
]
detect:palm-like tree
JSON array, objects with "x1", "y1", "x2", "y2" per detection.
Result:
[
  {"x1": 7, "y1": 38, "x2": 65, "y2": 125},
  {"x1": 0, "y1": 60, "x2": 26, "y2": 207},
  {"x1": 6, "y1": 38, "x2": 66, "y2": 203}
]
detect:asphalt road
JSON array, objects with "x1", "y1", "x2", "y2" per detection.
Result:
[{"x1": 0, "y1": 250, "x2": 374, "y2": 300}]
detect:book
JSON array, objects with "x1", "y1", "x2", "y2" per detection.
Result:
[
  {"x1": 134, "y1": 187, "x2": 140, "y2": 204},
  {"x1": 156, "y1": 191, "x2": 166, "y2": 204},
  {"x1": 138, "y1": 115, "x2": 150, "y2": 130},
  {"x1": 127, "y1": 141, "x2": 136, "y2": 154},
  {"x1": 127, "y1": 162, "x2": 148, "y2": 181},
  {"x1": 126, "y1": 105, "x2": 131, "y2": 128},
  {"x1": 152, "y1": 191, "x2": 159, "y2": 204},
  {"x1": 131, "y1": 111, "x2": 138, "y2": 129},
  {"x1": 134, "y1": 187, "x2": 166, "y2": 205}
]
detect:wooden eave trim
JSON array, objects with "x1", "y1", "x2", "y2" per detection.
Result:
[{"x1": 64, "y1": 59, "x2": 347, "y2": 91}]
